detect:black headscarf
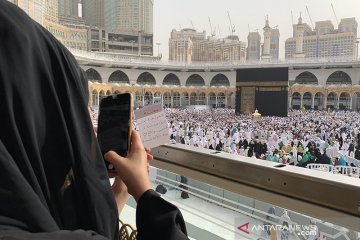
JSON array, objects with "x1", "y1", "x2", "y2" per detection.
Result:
[{"x1": 0, "y1": 1, "x2": 118, "y2": 239}]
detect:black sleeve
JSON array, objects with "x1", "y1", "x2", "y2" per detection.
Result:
[
  {"x1": 0, "y1": 230, "x2": 109, "y2": 240},
  {"x1": 136, "y1": 190, "x2": 189, "y2": 240}
]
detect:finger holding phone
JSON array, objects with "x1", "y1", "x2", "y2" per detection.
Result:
[
  {"x1": 105, "y1": 130, "x2": 152, "y2": 202},
  {"x1": 97, "y1": 93, "x2": 153, "y2": 203}
]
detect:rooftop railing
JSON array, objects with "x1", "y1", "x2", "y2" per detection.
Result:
[{"x1": 68, "y1": 48, "x2": 360, "y2": 69}]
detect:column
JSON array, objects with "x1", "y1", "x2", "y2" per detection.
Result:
[
  {"x1": 289, "y1": 95, "x2": 292, "y2": 109},
  {"x1": 171, "y1": 94, "x2": 174, "y2": 107},
  {"x1": 88, "y1": 93, "x2": 92, "y2": 107},
  {"x1": 142, "y1": 95, "x2": 145, "y2": 106},
  {"x1": 225, "y1": 94, "x2": 228, "y2": 107},
  {"x1": 311, "y1": 95, "x2": 315, "y2": 109},
  {"x1": 179, "y1": 94, "x2": 182, "y2": 107},
  {"x1": 188, "y1": 95, "x2": 191, "y2": 105},
  {"x1": 300, "y1": 94, "x2": 303, "y2": 108},
  {"x1": 206, "y1": 95, "x2": 208, "y2": 106},
  {"x1": 153, "y1": 96, "x2": 155, "y2": 104},
  {"x1": 350, "y1": 95, "x2": 353, "y2": 110},
  {"x1": 336, "y1": 96, "x2": 340, "y2": 109},
  {"x1": 215, "y1": 95, "x2": 218, "y2": 106},
  {"x1": 97, "y1": 94, "x2": 100, "y2": 106},
  {"x1": 323, "y1": 95, "x2": 327, "y2": 109},
  {"x1": 161, "y1": 95, "x2": 164, "y2": 107}
]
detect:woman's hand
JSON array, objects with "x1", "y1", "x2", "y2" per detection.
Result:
[
  {"x1": 111, "y1": 177, "x2": 129, "y2": 214},
  {"x1": 105, "y1": 130, "x2": 153, "y2": 202}
]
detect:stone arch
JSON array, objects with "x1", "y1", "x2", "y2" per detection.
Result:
[
  {"x1": 99, "y1": 90, "x2": 106, "y2": 103},
  {"x1": 163, "y1": 73, "x2": 180, "y2": 85},
  {"x1": 210, "y1": 74, "x2": 230, "y2": 86},
  {"x1": 85, "y1": 68, "x2": 102, "y2": 82},
  {"x1": 209, "y1": 92, "x2": 216, "y2": 106},
  {"x1": 217, "y1": 92, "x2": 226, "y2": 107},
  {"x1": 106, "y1": 90, "x2": 111, "y2": 96},
  {"x1": 326, "y1": 92, "x2": 338, "y2": 109},
  {"x1": 292, "y1": 92, "x2": 301, "y2": 109},
  {"x1": 186, "y1": 74, "x2": 205, "y2": 86},
  {"x1": 134, "y1": 91, "x2": 143, "y2": 108},
  {"x1": 198, "y1": 92, "x2": 206, "y2": 105},
  {"x1": 144, "y1": 91, "x2": 153, "y2": 106},
  {"x1": 91, "y1": 89, "x2": 98, "y2": 106},
  {"x1": 190, "y1": 92, "x2": 197, "y2": 105},
  {"x1": 162, "y1": 92, "x2": 171, "y2": 107},
  {"x1": 303, "y1": 92, "x2": 312, "y2": 109},
  {"x1": 137, "y1": 72, "x2": 156, "y2": 85},
  {"x1": 295, "y1": 71, "x2": 318, "y2": 84},
  {"x1": 108, "y1": 70, "x2": 130, "y2": 84},
  {"x1": 339, "y1": 92, "x2": 351, "y2": 110},
  {"x1": 314, "y1": 92, "x2": 324, "y2": 110},
  {"x1": 181, "y1": 92, "x2": 189, "y2": 106},
  {"x1": 326, "y1": 71, "x2": 352, "y2": 85},
  {"x1": 173, "y1": 92, "x2": 181, "y2": 107},
  {"x1": 153, "y1": 92, "x2": 161, "y2": 104}
]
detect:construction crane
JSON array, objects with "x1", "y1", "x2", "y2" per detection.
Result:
[
  {"x1": 291, "y1": 11, "x2": 294, "y2": 26},
  {"x1": 331, "y1": 3, "x2": 339, "y2": 25},
  {"x1": 190, "y1": 20, "x2": 194, "y2": 29},
  {"x1": 208, "y1": 17, "x2": 216, "y2": 37},
  {"x1": 306, "y1": 6, "x2": 314, "y2": 29},
  {"x1": 217, "y1": 24, "x2": 222, "y2": 38},
  {"x1": 227, "y1": 11, "x2": 236, "y2": 35}
]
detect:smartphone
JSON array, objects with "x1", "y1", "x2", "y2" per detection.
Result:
[{"x1": 97, "y1": 93, "x2": 133, "y2": 171}]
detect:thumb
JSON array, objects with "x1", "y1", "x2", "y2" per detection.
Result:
[
  {"x1": 130, "y1": 130, "x2": 144, "y2": 151},
  {"x1": 104, "y1": 151, "x2": 126, "y2": 170}
]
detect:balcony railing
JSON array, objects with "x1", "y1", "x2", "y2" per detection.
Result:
[
  {"x1": 118, "y1": 144, "x2": 359, "y2": 239},
  {"x1": 148, "y1": 144, "x2": 360, "y2": 232}
]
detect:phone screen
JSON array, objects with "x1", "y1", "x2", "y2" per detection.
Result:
[{"x1": 97, "y1": 93, "x2": 132, "y2": 161}]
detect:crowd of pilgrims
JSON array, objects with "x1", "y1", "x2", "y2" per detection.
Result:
[{"x1": 165, "y1": 108, "x2": 360, "y2": 168}]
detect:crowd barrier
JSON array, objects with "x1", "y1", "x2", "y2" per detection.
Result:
[
  {"x1": 307, "y1": 164, "x2": 360, "y2": 177},
  {"x1": 307, "y1": 163, "x2": 334, "y2": 173}
]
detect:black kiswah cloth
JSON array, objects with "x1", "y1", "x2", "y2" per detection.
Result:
[{"x1": 0, "y1": 1, "x2": 118, "y2": 239}]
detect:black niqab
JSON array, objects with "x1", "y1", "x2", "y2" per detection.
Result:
[{"x1": 0, "y1": 1, "x2": 118, "y2": 239}]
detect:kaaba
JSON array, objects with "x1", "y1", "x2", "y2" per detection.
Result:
[{"x1": 235, "y1": 67, "x2": 289, "y2": 117}]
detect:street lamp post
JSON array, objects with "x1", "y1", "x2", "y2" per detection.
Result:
[
  {"x1": 156, "y1": 42, "x2": 160, "y2": 56},
  {"x1": 129, "y1": 40, "x2": 135, "y2": 54}
]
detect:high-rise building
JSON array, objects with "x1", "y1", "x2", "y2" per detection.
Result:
[
  {"x1": 58, "y1": 0, "x2": 78, "y2": 18},
  {"x1": 247, "y1": 18, "x2": 279, "y2": 61},
  {"x1": 246, "y1": 32, "x2": 261, "y2": 61},
  {"x1": 9, "y1": 0, "x2": 44, "y2": 24},
  {"x1": 58, "y1": 0, "x2": 86, "y2": 26},
  {"x1": 44, "y1": 0, "x2": 59, "y2": 23},
  {"x1": 261, "y1": 17, "x2": 280, "y2": 60},
  {"x1": 270, "y1": 28, "x2": 280, "y2": 59},
  {"x1": 169, "y1": 28, "x2": 246, "y2": 62},
  {"x1": 8, "y1": 0, "x2": 87, "y2": 50},
  {"x1": 168, "y1": 29, "x2": 201, "y2": 62},
  {"x1": 104, "y1": 0, "x2": 153, "y2": 34},
  {"x1": 285, "y1": 16, "x2": 358, "y2": 59},
  {"x1": 262, "y1": 18, "x2": 272, "y2": 60},
  {"x1": 87, "y1": 27, "x2": 153, "y2": 55},
  {"x1": 82, "y1": 0, "x2": 104, "y2": 28}
]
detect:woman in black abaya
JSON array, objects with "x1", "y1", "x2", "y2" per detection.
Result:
[{"x1": 0, "y1": 1, "x2": 188, "y2": 239}]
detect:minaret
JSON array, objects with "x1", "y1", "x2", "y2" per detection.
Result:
[
  {"x1": 293, "y1": 13, "x2": 306, "y2": 58},
  {"x1": 262, "y1": 15, "x2": 272, "y2": 60}
]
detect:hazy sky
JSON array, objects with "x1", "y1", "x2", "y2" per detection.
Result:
[{"x1": 153, "y1": 0, "x2": 360, "y2": 60}]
